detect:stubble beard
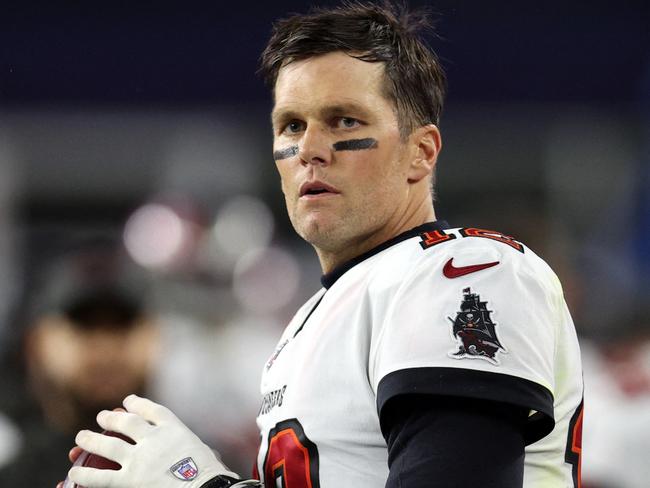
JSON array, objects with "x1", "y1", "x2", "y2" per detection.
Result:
[
  {"x1": 291, "y1": 210, "x2": 343, "y2": 252},
  {"x1": 290, "y1": 201, "x2": 384, "y2": 259}
]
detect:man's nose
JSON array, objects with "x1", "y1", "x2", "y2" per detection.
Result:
[{"x1": 298, "y1": 125, "x2": 332, "y2": 167}]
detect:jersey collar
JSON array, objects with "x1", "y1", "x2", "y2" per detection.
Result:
[{"x1": 320, "y1": 220, "x2": 450, "y2": 289}]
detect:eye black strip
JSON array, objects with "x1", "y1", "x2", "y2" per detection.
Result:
[
  {"x1": 333, "y1": 138, "x2": 378, "y2": 151},
  {"x1": 273, "y1": 145, "x2": 299, "y2": 160}
]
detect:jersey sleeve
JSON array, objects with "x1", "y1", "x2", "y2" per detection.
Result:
[
  {"x1": 382, "y1": 394, "x2": 527, "y2": 487},
  {"x1": 371, "y1": 240, "x2": 560, "y2": 444}
]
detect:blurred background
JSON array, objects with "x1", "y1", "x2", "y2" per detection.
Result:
[{"x1": 0, "y1": 1, "x2": 648, "y2": 486}]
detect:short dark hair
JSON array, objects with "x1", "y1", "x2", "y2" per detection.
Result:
[{"x1": 259, "y1": 1, "x2": 447, "y2": 137}]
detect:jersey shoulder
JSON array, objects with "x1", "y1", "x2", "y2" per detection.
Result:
[
  {"x1": 419, "y1": 226, "x2": 560, "y2": 285},
  {"x1": 369, "y1": 226, "x2": 562, "y2": 298}
]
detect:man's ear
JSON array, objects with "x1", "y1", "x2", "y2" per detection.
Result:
[{"x1": 407, "y1": 124, "x2": 442, "y2": 183}]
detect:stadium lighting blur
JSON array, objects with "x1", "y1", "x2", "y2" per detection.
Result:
[
  {"x1": 233, "y1": 246, "x2": 300, "y2": 314},
  {"x1": 124, "y1": 203, "x2": 191, "y2": 269},
  {"x1": 209, "y1": 195, "x2": 275, "y2": 271}
]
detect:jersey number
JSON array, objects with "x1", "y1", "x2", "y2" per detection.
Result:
[
  {"x1": 564, "y1": 400, "x2": 583, "y2": 488},
  {"x1": 419, "y1": 227, "x2": 524, "y2": 253},
  {"x1": 262, "y1": 419, "x2": 320, "y2": 488}
]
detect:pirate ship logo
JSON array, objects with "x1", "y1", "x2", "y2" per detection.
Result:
[{"x1": 447, "y1": 287, "x2": 506, "y2": 365}]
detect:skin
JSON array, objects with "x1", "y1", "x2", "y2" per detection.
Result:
[{"x1": 272, "y1": 51, "x2": 442, "y2": 273}]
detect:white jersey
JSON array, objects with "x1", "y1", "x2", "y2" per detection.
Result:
[{"x1": 255, "y1": 222, "x2": 583, "y2": 487}]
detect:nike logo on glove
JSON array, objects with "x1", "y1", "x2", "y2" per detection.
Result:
[{"x1": 443, "y1": 258, "x2": 500, "y2": 278}]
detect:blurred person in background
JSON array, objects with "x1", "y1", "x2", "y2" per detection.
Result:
[
  {"x1": 0, "y1": 239, "x2": 159, "y2": 486},
  {"x1": 0, "y1": 232, "x2": 267, "y2": 486}
]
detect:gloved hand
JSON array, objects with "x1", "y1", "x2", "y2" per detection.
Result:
[{"x1": 68, "y1": 394, "x2": 241, "y2": 488}]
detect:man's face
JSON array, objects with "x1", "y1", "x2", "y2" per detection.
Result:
[{"x1": 272, "y1": 51, "x2": 418, "y2": 267}]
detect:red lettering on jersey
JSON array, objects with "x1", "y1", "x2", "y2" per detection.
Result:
[
  {"x1": 252, "y1": 450, "x2": 260, "y2": 480},
  {"x1": 459, "y1": 228, "x2": 525, "y2": 253},
  {"x1": 263, "y1": 419, "x2": 320, "y2": 488},
  {"x1": 419, "y1": 230, "x2": 456, "y2": 249},
  {"x1": 565, "y1": 401, "x2": 583, "y2": 487}
]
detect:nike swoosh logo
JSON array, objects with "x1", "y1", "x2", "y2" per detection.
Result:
[{"x1": 443, "y1": 258, "x2": 500, "y2": 278}]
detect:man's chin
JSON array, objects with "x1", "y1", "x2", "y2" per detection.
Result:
[{"x1": 295, "y1": 217, "x2": 344, "y2": 250}]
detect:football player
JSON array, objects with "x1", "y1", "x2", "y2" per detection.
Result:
[{"x1": 65, "y1": 3, "x2": 583, "y2": 488}]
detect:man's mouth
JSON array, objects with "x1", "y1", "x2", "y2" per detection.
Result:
[{"x1": 299, "y1": 181, "x2": 340, "y2": 197}]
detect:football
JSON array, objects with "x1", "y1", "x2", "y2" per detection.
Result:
[{"x1": 62, "y1": 431, "x2": 134, "y2": 488}]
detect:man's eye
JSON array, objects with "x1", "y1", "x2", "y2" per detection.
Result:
[
  {"x1": 338, "y1": 117, "x2": 360, "y2": 129},
  {"x1": 283, "y1": 121, "x2": 304, "y2": 134}
]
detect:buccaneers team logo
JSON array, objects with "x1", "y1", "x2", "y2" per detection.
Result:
[{"x1": 447, "y1": 287, "x2": 506, "y2": 365}]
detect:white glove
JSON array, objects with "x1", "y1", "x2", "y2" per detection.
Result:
[{"x1": 68, "y1": 394, "x2": 241, "y2": 488}]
